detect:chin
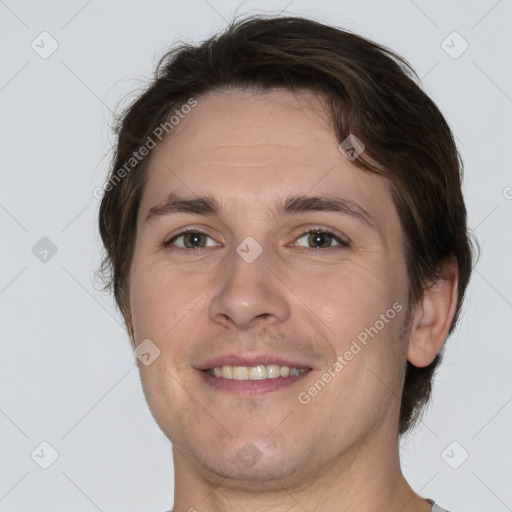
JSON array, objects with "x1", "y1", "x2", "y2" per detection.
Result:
[
  {"x1": 198, "y1": 455, "x2": 303, "y2": 488},
  {"x1": 180, "y1": 435, "x2": 316, "y2": 489}
]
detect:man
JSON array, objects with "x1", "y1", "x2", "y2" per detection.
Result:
[{"x1": 97, "y1": 15, "x2": 475, "y2": 512}]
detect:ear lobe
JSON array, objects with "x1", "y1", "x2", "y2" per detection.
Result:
[{"x1": 407, "y1": 258, "x2": 459, "y2": 368}]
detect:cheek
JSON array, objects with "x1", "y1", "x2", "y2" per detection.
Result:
[
  {"x1": 130, "y1": 262, "x2": 180, "y2": 341},
  {"x1": 302, "y1": 261, "x2": 409, "y2": 397},
  {"x1": 129, "y1": 257, "x2": 215, "y2": 345},
  {"x1": 301, "y1": 260, "x2": 402, "y2": 337}
]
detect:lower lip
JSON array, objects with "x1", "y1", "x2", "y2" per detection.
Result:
[{"x1": 198, "y1": 369, "x2": 311, "y2": 396}]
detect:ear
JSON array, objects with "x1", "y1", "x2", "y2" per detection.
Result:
[{"x1": 407, "y1": 258, "x2": 459, "y2": 368}]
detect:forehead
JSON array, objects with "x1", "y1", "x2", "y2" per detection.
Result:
[
  {"x1": 138, "y1": 88, "x2": 398, "y2": 238},
  {"x1": 154, "y1": 88, "x2": 338, "y2": 172}
]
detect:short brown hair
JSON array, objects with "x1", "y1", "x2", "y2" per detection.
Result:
[{"x1": 97, "y1": 15, "x2": 478, "y2": 436}]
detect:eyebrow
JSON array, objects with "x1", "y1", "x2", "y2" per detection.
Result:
[{"x1": 145, "y1": 192, "x2": 377, "y2": 230}]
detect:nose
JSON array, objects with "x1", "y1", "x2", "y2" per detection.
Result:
[{"x1": 208, "y1": 244, "x2": 291, "y2": 330}]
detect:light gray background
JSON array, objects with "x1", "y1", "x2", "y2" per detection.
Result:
[{"x1": 1, "y1": 0, "x2": 511, "y2": 511}]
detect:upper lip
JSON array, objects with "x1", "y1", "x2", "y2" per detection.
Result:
[{"x1": 196, "y1": 354, "x2": 313, "y2": 370}]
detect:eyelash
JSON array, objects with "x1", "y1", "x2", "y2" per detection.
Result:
[{"x1": 163, "y1": 226, "x2": 349, "y2": 252}]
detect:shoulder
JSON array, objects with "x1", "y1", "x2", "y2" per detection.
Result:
[{"x1": 427, "y1": 499, "x2": 452, "y2": 512}]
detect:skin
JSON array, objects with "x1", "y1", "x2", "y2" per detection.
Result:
[{"x1": 128, "y1": 88, "x2": 458, "y2": 512}]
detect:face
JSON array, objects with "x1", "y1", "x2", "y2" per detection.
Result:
[{"x1": 129, "y1": 88, "x2": 411, "y2": 487}]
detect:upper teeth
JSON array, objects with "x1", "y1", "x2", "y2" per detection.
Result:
[{"x1": 206, "y1": 364, "x2": 306, "y2": 380}]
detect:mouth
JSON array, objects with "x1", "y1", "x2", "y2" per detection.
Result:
[{"x1": 198, "y1": 361, "x2": 312, "y2": 396}]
